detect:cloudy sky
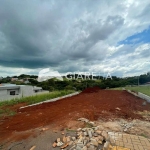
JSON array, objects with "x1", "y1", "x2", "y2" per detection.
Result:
[{"x1": 0, "y1": 0, "x2": 150, "y2": 77}]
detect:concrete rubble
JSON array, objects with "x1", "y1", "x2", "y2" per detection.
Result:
[{"x1": 52, "y1": 118, "x2": 115, "y2": 150}]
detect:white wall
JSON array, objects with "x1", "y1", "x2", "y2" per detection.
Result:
[{"x1": 0, "y1": 85, "x2": 49, "y2": 101}]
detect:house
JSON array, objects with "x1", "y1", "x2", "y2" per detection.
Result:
[
  {"x1": 11, "y1": 78, "x2": 18, "y2": 81},
  {"x1": 0, "y1": 84, "x2": 49, "y2": 101}
]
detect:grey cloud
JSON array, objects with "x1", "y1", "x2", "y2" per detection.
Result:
[{"x1": 0, "y1": 0, "x2": 149, "y2": 77}]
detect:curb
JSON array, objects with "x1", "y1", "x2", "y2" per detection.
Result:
[
  {"x1": 126, "y1": 89, "x2": 150, "y2": 103},
  {"x1": 20, "y1": 92, "x2": 80, "y2": 109}
]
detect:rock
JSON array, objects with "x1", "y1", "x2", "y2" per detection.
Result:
[
  {"x1": 102, "y1": 131, "x2": 109, "y2": 140},
  {"x1": 87, "y1": 129, "x2": 92, "y2": 138},
  {"x1": 116, "y1": 107, "x2": 121, "y2": 111},
  {"x1": 63, "y1": 136, "x2": 67, "y2": 143},
  {"x1": 103, "y1": 141, "x2": 110, "y2": 150},
  {"x1": 69, "y1": 145, "x2": 76, "y2": 150},
  {"x1": 89, "y1": 121, "x2": 95, "y2": 126},
  {"x1": 61, "y1": 143, "x2": 69, "y2": 149},
  {"x1": 98, "y1": 140, "x2": 102, "y2": 144},
  {"x1": 98, "y1": 135, "x2": 103, "y2": 141},
  {"x1": 72, "y1": 137, "x2": 76, "y2": 141},
  {"x1": 83, "y1": 131, "x2": 88, "y2": 136},
  {"x1": 30, "y1": 146, "x2": 36, "y2": 150},
  {"x1": 77, "y1": 142, "x2": 84, "y2": 148},
  {"x1": 86, "y1": 143, "x2": 90, "y2": 148},
  {"x1": 85, "y1": 137, "x2": 90, "y2": 142},
  {"x1": 68, "y1": 141, "x2": 73, "y2": 146},
  {"x1": 52, "y1": 142, "x2": 57, "y2": 148},
  {"x1": 89, "y1": 145, "x2": 95, "y2": 149},
  {"x1": 93, "y1": 133, "x2": 98, "y2": 137},
  {"x1": 76, "y1": 145, "x2": 82, "y2": 150},
  {"x1": 90, "y1": 138, "x2": 98, "y2": 147},
  {"x1": 61, "y1": 132, "x2": 65, "y2": 135},
  {"x1": 96, "y1": 130, "x2": 102, "y2": 135},
  {"x1": 81, "y1": 146, "x2": 87, "y2": 150},
  {"x1": 57, "y1": 138, "x2": 60, "y2": 142},
  {"x1": 78, "y1": 137, "x2": 83, "y2": 143},
  {"x1": 66, "y1": 136, "x2": 71, "y2": 142},
  {"x1": 57, "y1": 141, "x2": 63, "y2": 147},
  {"x1": 78, "y1": 118, "x2": 89, "y2": 123},
  {"x1": 124, "y1": 128, "x2": 128, "y2": 132},
  {"x1": 42, "y1": 127, "x2": 48, "y2": 131},
  {"x1": 77, "y1": 128, "x2": 82, "y2": 131}
]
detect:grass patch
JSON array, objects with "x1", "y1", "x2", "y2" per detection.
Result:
[
  {"x1": 66, "y1": 128, "x2": 76, "y2": 132},
  {"x1": 0, "y1": 108, "x2": 16, "y2": 117},
  {"x1": 84, "y1": 122, "x2": 94, "y2": 128},
  {"x1": 0, "y1": 90, "x2": 75, "y2": 107},
  {"x1": 140, "y1": 133, "x2": 148, "y2": 138},
  {"x1": 125, "y1": 86, "x2": 150, "y2": 96},
  {"x1": 109, "y1": 87, "x2": 124, "y2": 90}
]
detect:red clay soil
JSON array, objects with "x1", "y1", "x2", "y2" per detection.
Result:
[
  {"x1": 0, "y1": 89, "x2": 150, "y2": 143},
  {"x1": 82, "y1": 86, "x2": 101, "y2": 93}
]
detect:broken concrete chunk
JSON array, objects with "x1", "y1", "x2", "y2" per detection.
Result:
[
  {"x1": 102, "y1": 131, "x2": 109, "y2": 140},
  {"x1": 56, "y1": 141, "x2": 63, "y2": 147},
  {"x1": 68, "y1": 140, "x2": 73, "y2": 146},
  {"x1": 57, "y1": 138, "x2": 60, "y2": 142},
  {"x1": 90, "y1": 138, "x2": 98, "y2": 147},
  {"x1": 98, "y1": 135, "x2": 104, "y2": 141},
  {"x1": 87, "y1": 129, "x2": 92, "y2": 138},
  {"x1": 89, "y1": 121, "x2": 95, "y2": 126},
  {"x1": 78, "y1": 118, "x2": 89, "y2": 123},
  {"x1": 52, "y1": 142, "x2": 57, "y2": 148},
  {"x1": 103, "y1": 141, "x2": 110, "y2": 150},
  {"x1": 61, "y1": 142, "x2": 69, "y2": 149},
  {"x1": 81, "y1": 146, "x2": 87, "y2": 150},
  {"x1": 116, "y1": 107, "x2": 121, "y2": 111},
  {"x1": 63, "y1": 136, "x2": 67, "y2": 143},
  {"x1": 77, "y1": 128, "x2": 82, "y2": 132},
  {"x1": 96, "y1": 130, "x2": 102, "y2": 135},
  {"x1": 66, "y1": 136, "x2": 71, "y2": 142},
  {"x1": 72, "y1": 137, "x2": 76, "y2": 141},
  {"x1": 30, "y1": 146, "x2": 36, "y2": 150}
]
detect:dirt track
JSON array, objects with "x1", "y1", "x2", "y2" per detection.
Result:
[{"x1": 0, "y1": 88, "x2": 150, "y2": 143}]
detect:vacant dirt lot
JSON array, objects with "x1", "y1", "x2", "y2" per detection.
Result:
[{"x1": 0, "y1": 87, "x2": 150, "y2": 149}]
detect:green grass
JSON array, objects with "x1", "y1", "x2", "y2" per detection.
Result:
[
  {"x1": 109, "y1": 87, "x2": 124, "y2": 90},
  {"x1": 0, "y1": 108, "x2": 16, "y2": 117},
  {"x1": 125, "y1": 86, "x2": 150, "y2": 96},
  {"x1": 0, "y1": 90, "x2": 75, "y2": 107}
]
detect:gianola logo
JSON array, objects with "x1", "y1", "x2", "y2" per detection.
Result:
[
  {"x1": 37, "y1": 68, "x2": 63, "y2": 82},
  {"x1": 37, "y1": 68, "x2": 112, "y2": 82}
]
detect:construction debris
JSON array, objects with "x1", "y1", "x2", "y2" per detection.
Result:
[{"x1": 52, "y1": 119, "x2": 116, "y2": 150}]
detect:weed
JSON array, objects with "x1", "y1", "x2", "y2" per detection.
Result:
[
  {"x1": 0, "y1": 108, "x2": 16, "y2": 117},
  {"x1": 0, "y1": 90, "x2": 75, "y2": 106}
]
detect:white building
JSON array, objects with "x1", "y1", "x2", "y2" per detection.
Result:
[{"x1": 0, "y1": 84, "x2": 49, "y2": 101}]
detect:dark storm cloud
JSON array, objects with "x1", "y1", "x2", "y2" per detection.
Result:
[
  {"x1": 0, "y1": 0, "x2": 150, "y2": 77},
  {"x1": 0, "y1": 0, "x2": 124, "y2": 69}
]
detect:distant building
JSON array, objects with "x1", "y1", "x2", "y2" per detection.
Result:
[
  {"x1": 11, "y1": 78, "x2": 18, "y2": 81},
  {"x1": 24, "y1": 80, "x2": 30, "y2": 84},
  {"x1": 0, "y1": 84, "x2": 49, "y2": 101}
]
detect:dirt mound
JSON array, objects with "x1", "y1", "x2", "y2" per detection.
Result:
[
  {"x1": 0, "y1": 90, "x2": 150, "y2": 143},
  {"x1": 82, "y1": 86, "x2": 101, "y2": 93}
]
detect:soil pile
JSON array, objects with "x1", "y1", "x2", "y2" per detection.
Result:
[{"x1": 82, "y1": 86, "x2": 101, "y2": 93}]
